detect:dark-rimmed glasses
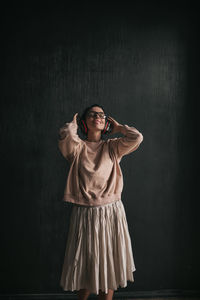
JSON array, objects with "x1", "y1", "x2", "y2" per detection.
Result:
[{"x1": 87, "y1": 111, "x2": 106, "y2": 119}]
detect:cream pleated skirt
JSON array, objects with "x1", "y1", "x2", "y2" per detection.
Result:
[{"x1": 60, "y1": 199, "x2": 136, "y2": 295}]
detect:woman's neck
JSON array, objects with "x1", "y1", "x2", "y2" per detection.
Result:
[{"x1": 86, "y1": 131, "x2": 102, "y2": 142}]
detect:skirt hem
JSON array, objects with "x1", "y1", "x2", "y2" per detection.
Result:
[{"x1": 60, "y1": 273, "x2": 136, "y2": 295}]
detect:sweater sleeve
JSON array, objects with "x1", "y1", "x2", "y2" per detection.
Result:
[
  {"x1": 58, "y1": 120, "x2": 83, "y2": 162},
  {"x1": 109, "y1": 124, "x2": 143, "y2": 159}
]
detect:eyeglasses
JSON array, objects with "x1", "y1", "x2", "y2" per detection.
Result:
[{"x1": 87, "y1": 111, "x2": 106, "y2": 119}]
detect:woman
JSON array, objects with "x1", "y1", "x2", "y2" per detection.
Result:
[{"x1": 58, "y1": 104, "x2": 143, "y2": 300}]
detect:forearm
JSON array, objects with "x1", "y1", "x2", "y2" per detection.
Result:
[
  {"x1": 109, "y1": 123, "x2": 143, "y2": 158},
  {"x1": 117, "y1": 124, "x2": 141, "y2": 137},
  {"x1": 58, "y1": 120, "x2": 82, "y2": 161}
]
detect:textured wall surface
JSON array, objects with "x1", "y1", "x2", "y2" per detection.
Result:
[{"x1": 1, "y1": 2, "x2": 199, "y2": 296}]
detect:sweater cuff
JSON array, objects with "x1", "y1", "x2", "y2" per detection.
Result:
[{"x1": 58, "y1": 121, "x2": 78, "y2": 140}]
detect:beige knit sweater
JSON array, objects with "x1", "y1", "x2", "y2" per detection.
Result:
[{"x1": 58, "y1": 119, "x2": 143, "y2": 207}]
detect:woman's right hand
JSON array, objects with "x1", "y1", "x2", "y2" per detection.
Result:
[{"x1": 72, "y1": 112, "x2": 79, "y2": 124}]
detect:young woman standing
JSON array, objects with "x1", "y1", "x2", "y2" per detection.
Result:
[{"x1": 58, "y1": 104, "x2": 143, "y2": 300}]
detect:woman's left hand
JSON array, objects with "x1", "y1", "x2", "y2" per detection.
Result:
[{"x1": 107, "y1": 116, "x2": 121, "y2": 134}]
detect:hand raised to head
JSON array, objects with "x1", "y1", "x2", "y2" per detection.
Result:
[
  {"x1": 72, "y1": 113, "x2": 79, "y2": 125},
  {"x1": 107, "y1": 116, "x2": 121, "y2": 134}
]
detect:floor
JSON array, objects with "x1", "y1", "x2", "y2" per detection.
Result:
[{"x1": 112, "y1": 298, "x2": 200, "y2": 300}]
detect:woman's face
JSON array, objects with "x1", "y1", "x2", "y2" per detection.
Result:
[{"x1": 85, "y1": 106, "x2": 106, "y2": 133}]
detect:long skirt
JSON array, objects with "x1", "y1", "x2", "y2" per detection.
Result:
[{"x1": 60, "y1": 199, "x2": 136, "y2": 295}]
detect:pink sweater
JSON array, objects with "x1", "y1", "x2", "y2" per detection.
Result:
[{"x1": 58, "y1": 119, "x2": 143, "y2": 207}]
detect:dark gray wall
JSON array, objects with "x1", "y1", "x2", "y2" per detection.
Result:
[{"x1": 1, "y1": 2, "x2": 199, "y2": 297}]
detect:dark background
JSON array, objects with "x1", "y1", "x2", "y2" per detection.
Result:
[{"x1": 1, "y1": 1, "x2": 199, "y2": 298}]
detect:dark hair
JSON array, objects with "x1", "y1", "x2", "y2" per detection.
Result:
[{"x1": 81, "y1": 104, "x2": 106, "y2": 122}]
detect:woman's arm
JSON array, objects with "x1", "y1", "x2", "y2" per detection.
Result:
[
  {"x1": 107, "y1": 116, "x2": 143, "y2": 159},
  {"x1": 58, "y1": 113, "x2": 83, "y2": 161}
]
